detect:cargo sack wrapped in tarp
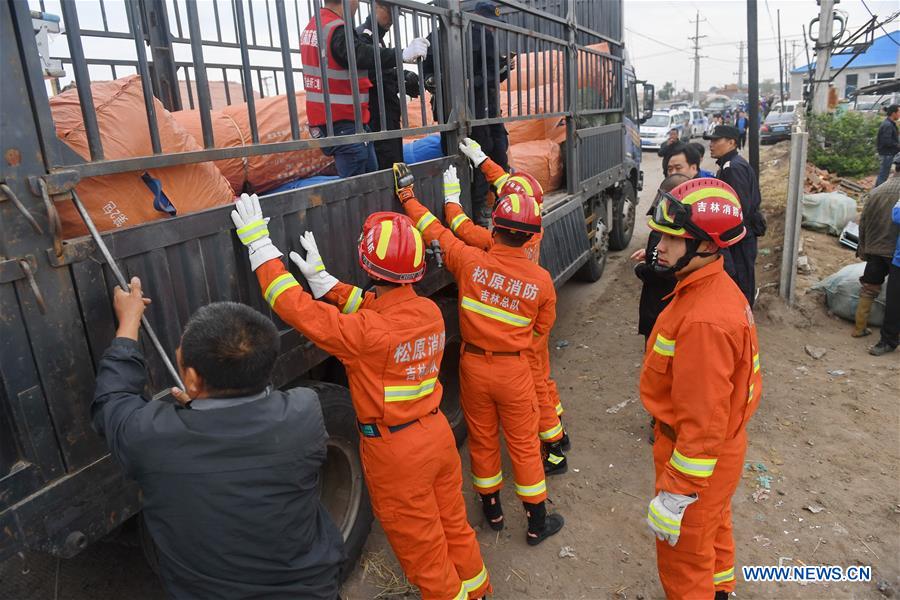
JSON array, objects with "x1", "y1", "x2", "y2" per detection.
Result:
[
  {"x1": 172, "y1": 92, "x2": 335, "y2": 194},
  {"x1": 50, "y1": 75, "x2": 235, "y2": 237},
  {"x1": 801, "y1": 191, "x2": 858, "y2": 236},
  {"x1": 508, "y1": 139, "x2": 563, "y2": 194},
  {"x1": 811, "y1": 262, "x2": 887, "y2": 326}
]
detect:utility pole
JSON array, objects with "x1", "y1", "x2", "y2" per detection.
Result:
[
  {"x1": 777, "y1": 9, "x2": 785, "y2": 107},
  {"x1": 791, "y1": 40, "x2": 799, "y2": 70},
  {"x1": 689, "y1": 11, "x2": 707, "y2": 105},
  {"x1": 736, "y1": 41, "x2": 745, "y2": 89},
  {"x1": 747, "y1": 0, "x2": 759, "y2": 177},
  {"x1": 812, "y1": 0, "x2": 835, "y2": 114}
]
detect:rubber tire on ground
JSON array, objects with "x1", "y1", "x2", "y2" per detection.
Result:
[
  {"x1": 576, "y1": 193, "x2": 610, "y2": 282},
  {"x1": 303, "y1": 381, "x2": 374, "y2": 582},
  {"x1": 434, "y1": 295, "x2": 468, "y2": 446},
  {"x1": 609, "y1": 180, "x2": 637, "y2": 251}
]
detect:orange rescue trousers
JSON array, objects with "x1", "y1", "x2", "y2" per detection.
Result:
[
  {"x1": 361, "y1": 410, "x2": 490, "y2": 600},
  {"x1": 531, "y1": 334, "x2": 564, "y2": 443},
  {"x1": 652, "y1": 425, "x2": 746, "y2": 599},
  {"x1": 460, "y1": 350, "x2": 547, "y2": 503}
]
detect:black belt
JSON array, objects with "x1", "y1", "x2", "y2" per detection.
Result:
[
  {"x1": 358, "y1": 409, "x2": 438, "y2": 438},
  {"x1": 463, "y1": 343, "x2": 520, "y2": 357}
]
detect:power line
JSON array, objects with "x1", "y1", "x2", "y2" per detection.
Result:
[
  {"x1": 624, "y1": 27, "x2": 692, "y2": 54},
  {"x1": 859, "y1": 0, "x2": 900, "y2": 47}
]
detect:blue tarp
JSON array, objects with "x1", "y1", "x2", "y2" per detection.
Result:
[{"x1": 403, "y1": 134, "x2": 444, "y2": 164}]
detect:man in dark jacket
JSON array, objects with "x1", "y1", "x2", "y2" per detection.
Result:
[
  {"x1": 855, "y1": 154, "x2": 900, "y2": 337},
  {"x1": 357, "y1": 2, "x2": 422, "y2": 169},
  {"x1": 875, "y1": 105, "x2": 899, "y2": 187},
  {"x1": 92, "y1": 278, "x2": 344, "y2": 599},
  {"x1": 705, "y1": 124, "x2": 765, "y2": 306}
]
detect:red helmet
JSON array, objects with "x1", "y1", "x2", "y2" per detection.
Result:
[
  {"x1": 492, "y1": 193, "x2": 542, "y2": 235},
  {"x1": 496, "y1": 170, "x2": 544, "y2": 205},
  {"x1": 648, "y1": 178, "x2": 746, "y2": 248},
  {"x1": 358, "y1": 212, "x2": 426, "y2": 283}
]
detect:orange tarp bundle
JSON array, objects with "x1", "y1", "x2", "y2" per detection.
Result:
[
  {"x1": 508, "y1": 139, "x2": 563, "y2": 194},
  {"x1": 172, "y1": 92, "x2": 335, "y2": 194},
  {"x1": 50, "y1": 75, "x2": 235, "y2": 237}
]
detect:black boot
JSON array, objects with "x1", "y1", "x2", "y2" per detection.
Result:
[
  {"x1": 480, "y1": 491, "x2": 504, "y2": 531},
  {"x1": 714, "y1": 591, "x2": 729, "y2": 600},
  {"x1": 524, "y1": 501, "x2": 564, "y2": 546},
  {"x1": 543, "y1": 440, "x2": 568, "y2": 475},
  {"x1": 559, "y1": 429, "x2": 571, "y2": 452}
]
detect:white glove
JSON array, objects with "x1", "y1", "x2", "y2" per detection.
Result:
[
  {"x1": 647, "y1": 491, "x2": 698, "y2": 547},
  {"x1": 459, "y1": 137, "x2": 487, "y2": 167},
  {"x1": 231, "y1": 193, "x2": 282, "y2": 271},
  {"x1": 443, "y1": 165, "x2": 462, "y2": 205},
  {"x1": 402, "y1": 37, "x2": 430, "y2": 63},
  {"x1": 289, "y1": 232, "x2": 338, "y2": 299}
]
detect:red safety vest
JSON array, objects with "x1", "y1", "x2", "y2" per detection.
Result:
[{"x1": 299, "y1": 8, "x2": 371, "y2": 126}]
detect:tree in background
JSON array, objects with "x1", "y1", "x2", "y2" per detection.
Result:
[
  {"x1": 807, "y1": 111, "x2": 882, "y2": 177},
  {"x1": 658, "y1": 81, "x2": 674, "y2": 101}
]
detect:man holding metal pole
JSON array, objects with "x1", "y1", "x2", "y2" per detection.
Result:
[{"x1": 300, "y1": 0, "x2": 430, "y2": 176}]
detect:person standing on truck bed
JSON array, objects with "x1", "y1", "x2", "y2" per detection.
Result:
[
  {"x1": 231, "y1": 194, "x2": 491, "y2": 600},
  {"x1": 641, "y1": 178, "x2": 763, "y2": 600},
  {"x1": 455, "y1": 137, "x2": 572, "y2": 474},
  {"x1": 395, "y1": 161, "x2": 565, "y2": 546},
  {"x1": 704, "y1": 124, "x2": 765, "y2": 307},
  {"x1": 357, "y1": 1, "x2": 422, "y2": 169},
  {"x1": 91, "y1": 280, "x2": 344, "y2": 599},
  {"x1": 300, "y1": 0, "x2": 429, "y2": 177}
]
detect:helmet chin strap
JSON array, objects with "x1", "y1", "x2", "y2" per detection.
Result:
[{"x1": 653, "y1": 238, "x2": 717, "y2": 274}]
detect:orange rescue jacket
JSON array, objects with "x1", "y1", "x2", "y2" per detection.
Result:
[
  {"x1": 640, "y1": 258, "x2": 762, "y2": 496},
  {"x1": 403, "y1": 197, "x2": 556, "y2": 352},
  {"x1": 257, "y1": 260, "x2": 445, "y2": 427}
]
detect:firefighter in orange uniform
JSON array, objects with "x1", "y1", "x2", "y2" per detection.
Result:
[
  {"x1": 639, "y1": 178, "x2": 763, "y2": 600},
  {"x1": 230, "y1": 194, "x2": 489, "y2": 600},
  {"x1": 393, "y1": 162, "x2": 564, "y2": 545},
  {"x1": 443, "y1": 148, "x2": 570, "y2": 475}
]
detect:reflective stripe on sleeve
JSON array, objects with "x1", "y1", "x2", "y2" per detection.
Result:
[
  {"x1": 264, "y1": 273, "x2": 300, "y2": 307},
  {"x1": 539, "y1": 421, "x2": 563, "y2": 441},
  {"x1": 753, "y1": 352, "x2": 760, "y2": 373},
  {"x1": 452, "y1": 582, "x2": 466, "y2": 600},
  {"x1": 463, "y1": 565, "x2": 488, "y2": 593},
  {"x1": 415, "y1": 212, "x2": 438, "y2": 233},
  {"x1": 514, "y1": 479, "x2": 547, "y2": 498},
  {"x1": 461, "y1": 296, "x2": 532, "y2": 327},
  {"x1": 748, "y1": 383, "x2": 755, "y2": 404},
  {"x1": 652, "y1": 333, "x2": 676, "y2": 357},
  {"x1": 669, "y1": 448, "x2": 717, "y2": 478},
  {"x1": 555, "y1": 402, "x2": 564, "y2": 416},
  {"x1": 236, "y1": 219, "x2": 269, "y2": 245},
  {"x1": 713, "y1": 567, "x2": 735, "y2": 584},
  {"x1": 449, "y1": 212, "x2": 470, "y2": 232},
  {"x1": 493, "y1": 173, "x2": 510, "y2": 190},
  {"x1": 472, "y1": 471, "x2": 503, "y2": 490},
  {"x1": 341, "y1": 286, "x2": 364, "y2": 314},
  {"x1": 384, "y1": 377, "x2": 438, "y2": 402}
]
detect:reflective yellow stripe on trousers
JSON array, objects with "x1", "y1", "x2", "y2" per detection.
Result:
[
  {"x1": 472, "y1": 471, "x2": 503, "y2": 490},
  {"x1": 514, "y1": 479, "x2": 546, "y2": 498},
  {"x1": 463, "y1": 564, "x2": 488, "y2": 593}
]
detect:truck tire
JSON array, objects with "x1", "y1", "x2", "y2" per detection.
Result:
[
  {"x1": 139, "y1": 382, "x2": 374, "y2": 583},
  {"x1": 576, "y1": 192, "x2": 610, "y2": 282},
  {"x1": 434, "y1": 296, "x2": 468, "y2": 446},
  {"x1": 609, "y1": 181, "x2": 637, "y2": 251},
  {"x1": 304, "y1": 381, "x2": 374, "y2": 582}
]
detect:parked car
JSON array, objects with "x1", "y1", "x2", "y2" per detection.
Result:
[
  {"x1": 640, "y1": 110, "x2": 686, "y2": 149},
  {"x1": 851, "y1": 93, "x2": 900, "y2": 113},
  {"x1": 760, "y1": 109, "x2": 795, "y2": 144},
  {"x1": 689, "y1": 108, "x2": 708, "y2": 138}
]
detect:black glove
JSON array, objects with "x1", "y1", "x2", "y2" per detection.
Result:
[{"x1": 405, "y1": 71, "x2": 421, "y2": 98}]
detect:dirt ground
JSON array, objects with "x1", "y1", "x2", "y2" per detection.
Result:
[{"x1": 3, "y1": 149, "x2": 898, "y2": 600}]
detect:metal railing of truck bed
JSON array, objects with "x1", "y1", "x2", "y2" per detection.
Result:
[{"x1": 27, "y1": 0, "x2": 623, "y2": 188}]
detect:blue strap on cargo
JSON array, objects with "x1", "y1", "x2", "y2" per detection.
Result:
[{"x1": 141, "y1": 172, "x2": 177, "y2": 216}]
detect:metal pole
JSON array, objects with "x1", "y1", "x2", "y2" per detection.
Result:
[
  {"x1": 812, "y1": 0, "x2": 834, "y2": 114},
  {"x1": 777, "y1": 9, "x2": 785, "y2": 108},
  {"x1": 747, "y1": 0, "x2": 759, "y2": 176},
  {"x1": 70, "y1": 191, "x2": 186, "y2": 391}
]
